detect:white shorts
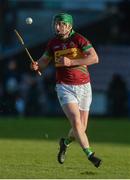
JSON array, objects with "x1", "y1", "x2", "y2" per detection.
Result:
[{"x1": 56, "y1": 83, "x2": 92, "y2": 111}]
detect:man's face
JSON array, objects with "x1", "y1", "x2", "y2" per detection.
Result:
[{"x1": 54, "y1": 21, "x2": 72, "y2": 38}]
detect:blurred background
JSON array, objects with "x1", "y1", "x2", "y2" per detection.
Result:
[{"x1": 0, "y1": 0, "x2": 130, "y2": 118}]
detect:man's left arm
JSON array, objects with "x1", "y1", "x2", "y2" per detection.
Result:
[{"x1": 60, "y1": 47, "x2": 99, "y2": 66}]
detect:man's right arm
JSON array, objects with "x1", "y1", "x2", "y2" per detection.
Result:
[
  {"x1": 38, "y1": 54, "x2": 51, "y2": 70},
  {"x1": 31, "y1": 54, "x2": 51, "y2": 73}
]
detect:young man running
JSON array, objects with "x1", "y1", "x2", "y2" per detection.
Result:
[{"x1": 31, "y1": 13, "x2": 102, "y2": 168}]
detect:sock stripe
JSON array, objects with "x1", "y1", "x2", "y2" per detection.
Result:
[
  {"x1": 83, "y1": 147, "x2": 93, "y2": 157},
  {"x1": 64, "y1": 138, "x2": 72, "y2": 146}
]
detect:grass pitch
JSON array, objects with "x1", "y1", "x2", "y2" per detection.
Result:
[{"x1": 0, "y1": 117, "x2": 130, "y2": 179}]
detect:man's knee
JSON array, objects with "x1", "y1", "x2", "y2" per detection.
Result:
[{"x1": 71, "y1": 118, "x2": 82, "y2": 131}]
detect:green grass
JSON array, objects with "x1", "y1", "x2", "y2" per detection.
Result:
[{"x1": 0, "y1": 117, "x2": 130, "y2": 178}]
